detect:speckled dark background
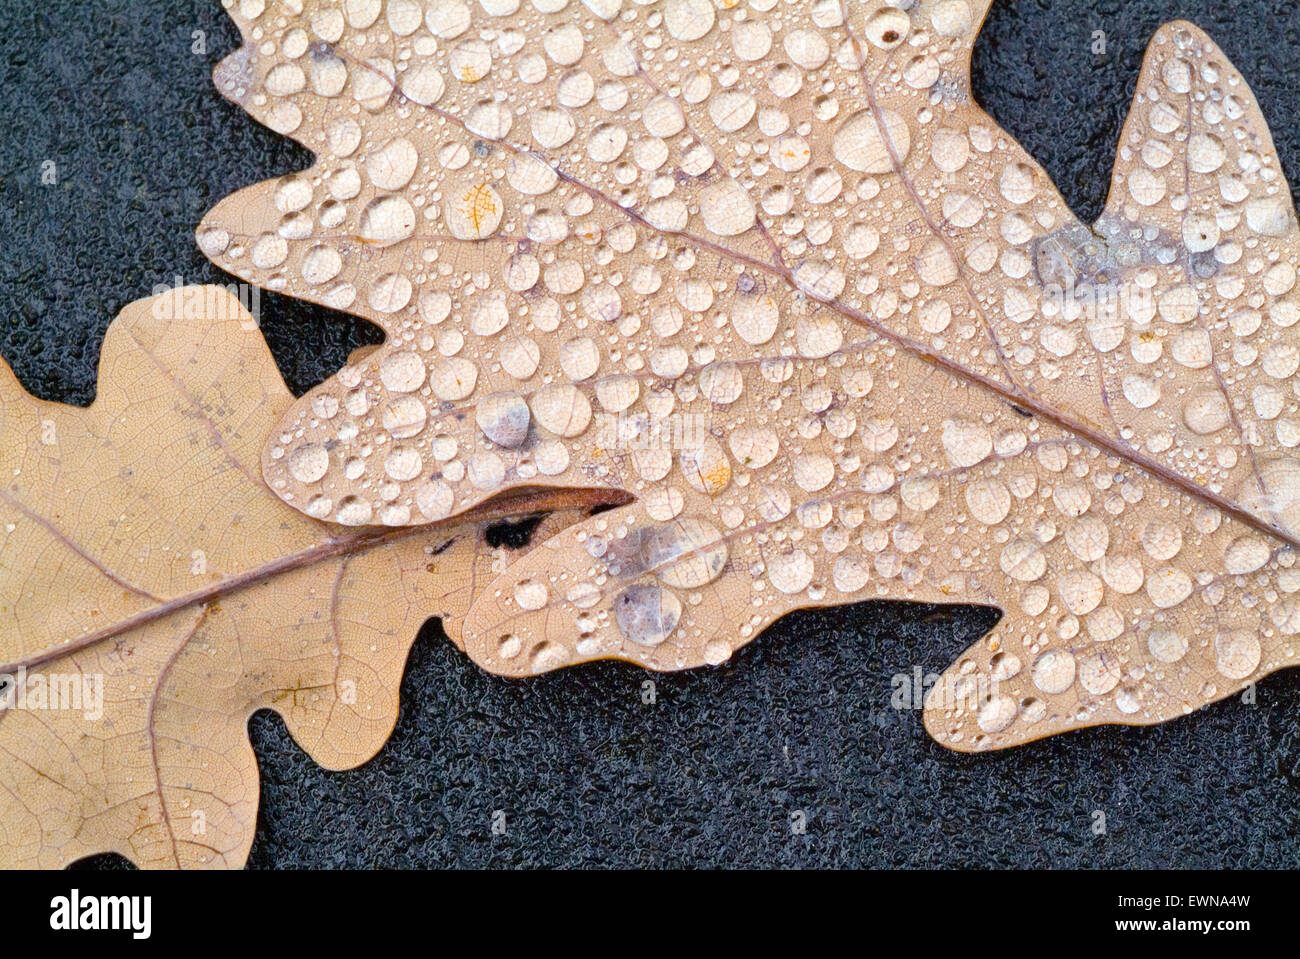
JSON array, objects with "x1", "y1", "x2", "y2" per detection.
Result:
[{"x1": 2, "y1": 0, "x2": 1299, "y2": 869}]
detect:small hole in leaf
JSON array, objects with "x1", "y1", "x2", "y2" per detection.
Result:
[{"x1": 484, "y1": 514, "x2": 546, "y2": 550}]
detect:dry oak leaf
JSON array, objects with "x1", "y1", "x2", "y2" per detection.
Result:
[
  {"x1": 200, "y1": 0, "x2": 1300, "y2": 750},
  {"x1": 0, "y1": 286, "x2": 606, "y2": 868}
]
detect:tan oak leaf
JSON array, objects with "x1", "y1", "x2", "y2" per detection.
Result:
[
  {"x1": 0, "y1": 286, "x2": 610, "y2": 868},
  {"x1": 200, "y1": 0, "x2": 1300, "y2": 750}
]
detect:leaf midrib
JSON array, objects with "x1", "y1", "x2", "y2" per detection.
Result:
[{"x1": 0, "y1": 485, "x2": 626, "y2": 675}]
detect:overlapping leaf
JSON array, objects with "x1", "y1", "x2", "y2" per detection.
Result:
[
  {"x1": 0, "y1": 286, "x2": 607, "y2": 867},
  {"x1": 200, "y1": 0, "x2": 1300, "y2": 750}
]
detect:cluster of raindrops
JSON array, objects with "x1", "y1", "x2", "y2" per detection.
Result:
[
  {"x1": 199, "y1": 0, "x2": 1300, "y2": 748},
  {"x1": 203, "y1": 0, "x2": 1027, "y2": 527},
  {"x1": 462, "y1": 334, "x2": 1295, "y2": 754},
  {"x1": 1052, "y1": 26, "x2": 1300, "y2": 525}
]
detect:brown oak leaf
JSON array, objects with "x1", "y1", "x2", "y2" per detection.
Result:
[
  {"x1": 200, "y1": 0, "x2": 1300, "y2": 750},
  {"x1": 0, "y1": 286, "x2": 610, "y2": 868}
]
